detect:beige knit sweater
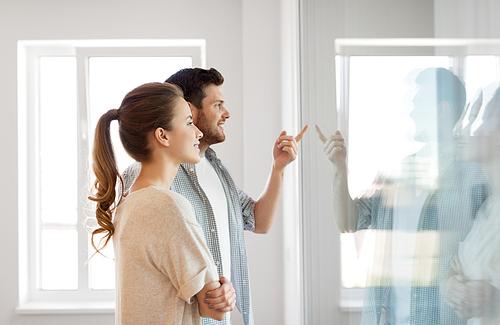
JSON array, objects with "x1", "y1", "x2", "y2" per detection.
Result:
[{"x1": 113, "y1": 186, "x2": 218, "y2": 324}]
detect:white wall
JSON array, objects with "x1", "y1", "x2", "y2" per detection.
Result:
[
  {"x1": 0, "y1": 0, "x2": 291, "y2": 324},
  {"x1": 241, "y1": 0, "x2": 287, "y2": 324},
  {"x1": 434, "y1": 0, "x2": 500, "y2": 38}
]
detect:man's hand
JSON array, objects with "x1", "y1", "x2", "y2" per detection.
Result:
[
  {"x1": 315, "y1": 125, "x2": 346, "y2": 167},
  {"x1": 273, "y1": 125, "x2": 308, "y2": 171},
  {"x1": 204, "y1": 276, "x2": 236, "y2": 313}
]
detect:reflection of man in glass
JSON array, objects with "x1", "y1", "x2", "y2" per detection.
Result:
[{"x1": 317, "y1": 68, "x2": 490, "y2": 325}]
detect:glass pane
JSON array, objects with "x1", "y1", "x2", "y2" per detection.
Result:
[
  {"x1": 347, "y1": 56, "x2": 450, "y2": 198},
  {"x1": 341, "y1": 56, "x2": 450, "y2": 288},
  {"x1": 41, "y1": 209, "x2": 78, "y2": 228},
  {"x1": 334, "y1": 51, "x2": 500, "y2": 324},
  {"x1": 341, "y1": 231, "x2": 374, "y2": 288},
  {"x1": 40, "y1": 228, "x2": 78, "y2": 290},
  {"x1": 39, "y1": 57, "x2": 78, "y2": 225},
  {"x1": 88, "y1": 233, "x2": 115, "y2": 290},
  {"x1": 464, "y1": 55, "x2": 500, "y2": 102},
  {"x1": 86, "y1": 56, "x2": 192, "y2": 290},
  {"x1": 38, "y1": 57, "x2": 79, "y2": 291}
]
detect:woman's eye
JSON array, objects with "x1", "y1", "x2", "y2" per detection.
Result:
[{"x1": 188, "y1": 121, "x2": 193, "y2": 126}]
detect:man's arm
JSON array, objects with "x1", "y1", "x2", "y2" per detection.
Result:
[
  {"x1": 315, "y1": 126, "x2": 358, "y2": 233},
  {"x1": 253, "y1": 126, "x2": 308, "y2": 234}
]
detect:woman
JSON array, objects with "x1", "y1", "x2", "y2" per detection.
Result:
[{"x1": 88, "y1": 82, "x2": 231, "y2": 324}]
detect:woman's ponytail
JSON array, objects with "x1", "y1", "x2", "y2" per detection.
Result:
[{"x1": 88, "y1": 109, "x2": 123, "y2": 254}]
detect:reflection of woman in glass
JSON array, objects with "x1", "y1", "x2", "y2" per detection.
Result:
[
  {"x1": 442, "y1": 86, "x2": 500, "y2": 324},
  {"x1": 89, "y1": 83, "x2": 233, "y2": 324}
]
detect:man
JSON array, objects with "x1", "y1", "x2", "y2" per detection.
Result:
[
  {"x1": 316, "y1": 67, "x2": 489, "y2": 325},
  {"x1": 124, "y1": 67, "x2": 307, "y2": 325}
]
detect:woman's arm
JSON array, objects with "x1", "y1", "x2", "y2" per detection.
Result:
[
  {"x1": 203, "y1": 276, "x2": 236, "y2": 313},
  {"x1": 440, "y1": 255, "x2": 472, "y2": 320},
  {"x1": 196, "y1": 281, "x2": 226, "y2": 321}
]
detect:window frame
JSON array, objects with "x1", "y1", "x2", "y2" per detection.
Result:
[{"x1": 17, "y1": 39, "x2": 205, "y2": 314}]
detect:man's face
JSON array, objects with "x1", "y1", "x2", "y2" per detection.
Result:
[
  {"x1": 410, "y1": 85, "x2": 438, "y2": 143},
  {"x1": 192, "y1": 84, "x2": 230, "y2": 147}
]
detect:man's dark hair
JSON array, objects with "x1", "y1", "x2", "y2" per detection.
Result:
[
  {"x1": 165, "y1": 67, "x2": 224, "y2": 109},
  {"x1": 415, "y1": 67, "x2": 466, "y2": 124}
]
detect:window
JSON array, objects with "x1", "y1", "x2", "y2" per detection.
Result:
[
  {"x1": 339, "y1": 54, "x2": 451, "y2": 291},
  {"x1": 334, "y1": 40, "x2": 500, "y2": 300},
  {"x1": 17, "y1": 40, "x2": 204, "y2": 312},
  {"x1": 300, "y1": 39, "x2": 500, "y2": 323}
]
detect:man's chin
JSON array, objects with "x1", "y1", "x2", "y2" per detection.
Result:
[
  {"x1": 413, "y1": 132, "x2": 431, "y2": 143},
  {"x1": 200, "y1": 136, "x2": 226, "y2": 147}
]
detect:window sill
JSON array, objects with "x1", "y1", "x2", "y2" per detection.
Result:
[
  {"x1": 15, "y1": 301, "x2": 115, "y2": 315},
  {"x1": 339, "y1": 299, "x2": 364, "y2": 313}
]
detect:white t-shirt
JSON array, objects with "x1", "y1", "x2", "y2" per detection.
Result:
[
  {"x1": 196, "y1": 157, "x2": 232, "y2": 324},
  {"x1": 391, "y1": 185, "x2": 429, "y2": 324},
  {"x1": 390, "y1": 152, "x2": 434, "y2": 324}
]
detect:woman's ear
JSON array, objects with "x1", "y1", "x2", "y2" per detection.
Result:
[{"x1": 154, "y1": 127, "x2": 169, "y2": 147}]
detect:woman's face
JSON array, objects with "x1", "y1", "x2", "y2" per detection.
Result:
[{"x1": 164, "y1": 98, "x2": 203, "y2": 165}]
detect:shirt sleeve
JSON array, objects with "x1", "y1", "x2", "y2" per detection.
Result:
[
  {"x1": 238, "y1": 188, "x2": 256, "y2": 231},
  {"x1": 122, "y1": 161, "x2": 142, "y2": 193},
  {"x1": 355, "y1": 196, "x2": 373, "y2": 231},
  {"x1": 355, "y1": 193, "x2": 387, "y2": 231}
]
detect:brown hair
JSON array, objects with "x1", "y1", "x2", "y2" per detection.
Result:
[
  {"x1": 88, "y1": 82, "x2": 183, "y2": 253},
  {"x1": 165, "y1": 67, "x2": 224, "y2": 109}
]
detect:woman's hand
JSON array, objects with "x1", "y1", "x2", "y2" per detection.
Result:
[
  {"x1": 204, "y1": 276, "x2": 236, "y2": 313},
  {"x1": 196, "y1": 276, "x2": 235, "y2": 321}
]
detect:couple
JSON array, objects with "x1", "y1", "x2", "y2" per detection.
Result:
[{"x1": 88, "y1": 68, "x2": 307, "y2": 324}]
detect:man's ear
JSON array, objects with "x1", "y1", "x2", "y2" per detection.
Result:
[
  {"x1": 154, "y1": 127, "x2": 169, "y2": 147},
  {"x1": 187, "y1": 102, "x2": 199, "y2": 123},
  {"x1": 437, "y1": 100, "x2": 451, "y2": 119}
]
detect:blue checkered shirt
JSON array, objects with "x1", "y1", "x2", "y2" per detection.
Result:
[
  {"x1": 355, "y1": 149, "x2": 490, "y2": 325},
  {"x1": 122, "y1": 148, "x2": 255, "y2": 325}
]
